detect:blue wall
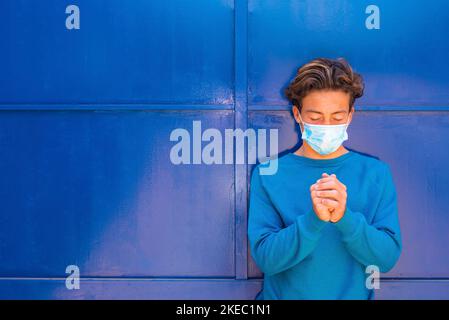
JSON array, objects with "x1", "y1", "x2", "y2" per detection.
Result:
[{"x1": 0, "y1": 0, "x2": 448, "y2": 299}]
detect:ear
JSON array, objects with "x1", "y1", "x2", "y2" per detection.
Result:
[
  {"x1": 347, "y1": 107, "x2": 355, "y2": 125},
  {"x1": 292, "y1": 105, "x2": 301, "y2": 125}
]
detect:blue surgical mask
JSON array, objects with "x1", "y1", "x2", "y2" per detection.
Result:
[{"x1": 298, "y1": 114, "x2": 349, "y2": 155}]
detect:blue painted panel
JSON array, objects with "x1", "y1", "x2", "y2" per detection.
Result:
[
  {"x1": 0, "y1": 0, "x2": 447, "y2": 300},
  {"x1": 0, "y1": 0, "x2": 234, "y2": 106},
  {"x1": 1, "y1": 279, "x2": 448, "y2": 300},
  {"x1": 248, "y1": 0, "x2": 449, "y2": 107},
  {"x1": 248, "y1": 110, "x2": 449, "y2": 278},
  {"x1": 346, "y1": 111, "x2": 449, "y2": 277},
  {"x1": 0, "y1": 279, "x2": 263, "y2": 300},
  {"x1": 0, "y1": 111, "x2": 235, "y2": 277},
  {"x1": 377, "y1": 280, "x2": 449, "y2": 300}
]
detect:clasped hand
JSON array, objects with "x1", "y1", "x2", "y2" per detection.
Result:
[{"x1": 310, "y1": 173, "x2": 347, "y2": 223}]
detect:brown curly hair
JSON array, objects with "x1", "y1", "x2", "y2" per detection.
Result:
[{"x1": 284, "y1": 57, "x2": 364, "y2": 111}]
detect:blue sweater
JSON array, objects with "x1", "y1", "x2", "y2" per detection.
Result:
[{"x1": 248, "y1": 150, "x2": 402, "y2": 300}]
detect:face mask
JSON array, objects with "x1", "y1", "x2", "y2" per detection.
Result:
[{"x1": 298, "y1": 113, "x2": 350, "y2": 155}]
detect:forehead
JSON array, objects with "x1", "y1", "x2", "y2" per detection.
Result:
[{"x1": 301, "y1": 90, "x2": 350, "y2": 113}]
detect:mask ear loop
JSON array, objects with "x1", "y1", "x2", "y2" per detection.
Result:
[
  {"x1": 344, "y1": 111, "x2": 352, "y2": 127},
  {"x1": 297, "y1": 111, "x2": 306, "y2": 151},
  {"x1": 297, "y1": 111, "x2": 305, "y2": 135}
]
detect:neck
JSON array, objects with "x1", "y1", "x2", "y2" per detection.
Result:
[{"x1": 295, "y1": 143, "x2": 348, "y2": 159}]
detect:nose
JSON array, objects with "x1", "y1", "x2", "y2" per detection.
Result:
[{"x1": 321, "y1": 117, "x2": 333, "y2": 125}]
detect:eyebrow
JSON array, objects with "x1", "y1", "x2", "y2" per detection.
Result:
[{"x1": 306, "y1": 109, "x2": 348, "y2": 115}]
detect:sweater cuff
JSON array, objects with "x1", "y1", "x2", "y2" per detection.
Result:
[
  {"x1": 333, "y1": 207, "x2": 364, "y2": 240},
  {"x1": 297, "y1": 209, "x2": 328, "y2": 240}
]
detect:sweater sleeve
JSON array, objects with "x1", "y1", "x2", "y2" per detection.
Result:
[
  {"x1": 247, "y1": 165, "x2": 328, "y2": 276},
  {"x1": 333, "y1": 162, "x2": 402, "y2": 273}
]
